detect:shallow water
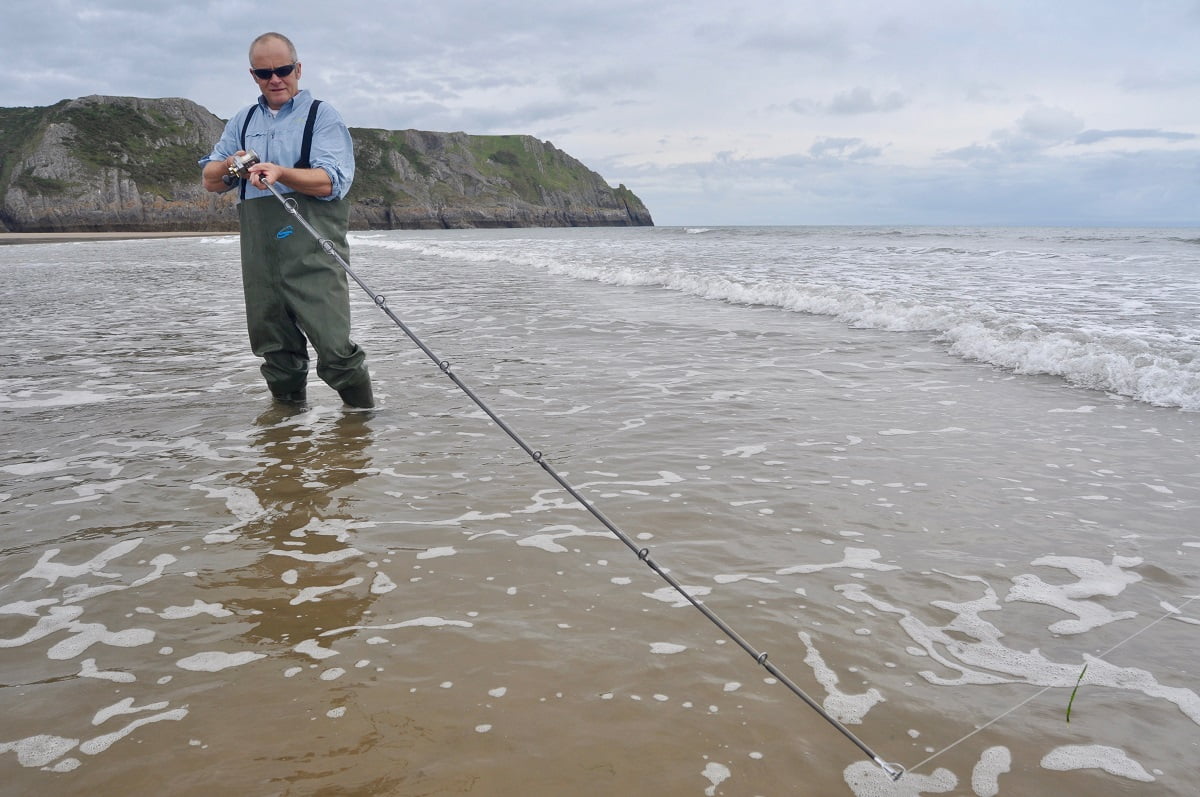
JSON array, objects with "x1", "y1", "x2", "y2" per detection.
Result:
[{"x1": 1, "y1": 229, "x2": 1198, "y2": 796}]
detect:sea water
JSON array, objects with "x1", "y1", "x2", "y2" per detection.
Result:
[{"x1": 1, "y1": 226, "x2": 1198, "y2": 796}]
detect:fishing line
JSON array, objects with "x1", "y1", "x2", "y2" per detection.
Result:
[
  {"x1": 251, "y1": 173, "x2": 906, "y2": 781},
  {"x1": 905, "y1": 591, "x2": 1200, "y2": 776}
]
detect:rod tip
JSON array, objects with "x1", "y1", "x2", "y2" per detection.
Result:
[{"x1": 876, "y1": 759, "x2": 905, "y2": 782}]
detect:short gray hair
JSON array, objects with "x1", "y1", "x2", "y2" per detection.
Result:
[{"x1": 249, "y1": 32, "x2": 298, "y2": 63}]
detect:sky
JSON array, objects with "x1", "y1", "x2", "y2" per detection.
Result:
[{"x1": 2, "y1": 0, "x2": 1199, "y2": 227}]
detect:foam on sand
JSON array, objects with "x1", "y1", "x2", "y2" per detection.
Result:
[
  {"x1": 971, "y1": 746, "x2": 1011, "y2": 797},
  {"x1": 1041, "y1": 745, "x2": 1155, "y2": 782},
  {"x1": 176, "y1": 651, "x2": 266, "y2": 672},
  {"x1": 777, "y1": 546, "x2": 901, "y2": 575}
]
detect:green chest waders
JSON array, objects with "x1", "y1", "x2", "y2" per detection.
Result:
[{"x1": 237, "y1": 193, "x2": 369, "y2": 398}]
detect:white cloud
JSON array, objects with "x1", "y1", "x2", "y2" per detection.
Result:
[
  {"x1": 827, "y1": 87, "x2": 908, "y2": 115},
  {"x1": 1, "y1": 0, "x2": 1198, "y2": 226},
  {"x1": 1016, "y1": 106, "x2": 1086, "y2": 144},
  {"x1": 809, "y1": 137, "x2": 883, "y2": 160},
  {"x1": 1075, "y1": 129, "x2": 1196, "y2": 145}
]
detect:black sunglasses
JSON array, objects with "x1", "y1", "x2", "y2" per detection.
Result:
[{"x1": 251, "y1": 63, "x2": 297, "y2": 80}]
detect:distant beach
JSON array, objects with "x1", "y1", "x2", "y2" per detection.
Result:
[{"x1": 0, "y1": 231, "x2": 232, "y2": 245}]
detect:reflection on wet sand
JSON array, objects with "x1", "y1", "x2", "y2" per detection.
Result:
[{"x1": 205, "y1": 408, "x2": 379, "y2": 650}]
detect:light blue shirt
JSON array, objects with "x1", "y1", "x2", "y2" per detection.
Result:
[{"x1": 199, "y1": 89, "x2": 355, "y2": 201}]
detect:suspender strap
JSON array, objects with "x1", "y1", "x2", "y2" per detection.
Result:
[
  {"x1": 295, "y1": 100, "x2": 322, "y2": 169},
  {"x1": 238, "y1": 104, "x2": 258, "y2": 201},
  {"x1": 236, "y1": 99, "x2": 323, "y2": 200}
]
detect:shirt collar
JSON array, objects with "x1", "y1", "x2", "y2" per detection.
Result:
[{"x1": 256, "y1": 88, "x2": 310, "y2": 115}]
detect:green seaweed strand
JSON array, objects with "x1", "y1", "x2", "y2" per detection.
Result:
[{"x1": 1066, "y1": 664, "x2": 1088, "y2": 723}]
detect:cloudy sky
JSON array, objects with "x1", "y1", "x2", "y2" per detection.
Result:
[{"x1": 4, "y1": 0, "x2": 1199, "y2": 226}]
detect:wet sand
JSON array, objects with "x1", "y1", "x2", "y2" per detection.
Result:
[
  {"x1": 0, "y1": 231, "x2": 232, "y2": 245},
  {"x1": 1, "y1": 232, "x2": 1197, "y2": 796}
]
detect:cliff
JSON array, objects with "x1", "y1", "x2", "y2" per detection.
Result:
[{"x1": 0, "y1": 95, "x2": 653, "y2": 233}]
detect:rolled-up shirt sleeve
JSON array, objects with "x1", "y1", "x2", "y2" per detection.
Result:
[{"x1": 308, "y1": 105, "x2": 355, "y2": 201}]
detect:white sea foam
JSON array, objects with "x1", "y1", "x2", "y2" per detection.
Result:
[
  {"x1": 798, "y1": 631, "x2": 885, "y2": 724},
  {"x1": 78, "y1": 658, "x2": 136, "y2": 683},
  {"x1": 416, "y1": 546, "x2": 457, "y2": 559},
  {"x1": 79, "y1": 708, "x2": 189, "y2": 755},
  {"x1": 295, "y1": 639, "x2": 339, "y2": 660},
  {"x1": 158, "y1": 600, "x2": 232, "y2": 620},
  {"x1": 713, "y1": 574, "x2": 778, "y2": 585},
  {"x1": 19, "y1": 539, "x2": 143, "y2": 587},
  {"x1": 176, "y1": 651, "x2": 266, "y2": 672},
  {"x1": 701, "y1": 761, "x2": 731, "y2": 795},
  {"x1": 1, "y1": 598, "x2": 59, "y2": 617},
  {"x1": 189, "y1": 484, "x2": 264, "y2": 522},
  {"x1": 3, "y1": 605, "x2": 156, "y2": 661},
  {"x1": 289, "y1": 577, "x2": 365, "y2": 605},
  {"x1": 294, "y1": 517, "x2": 370, "y2": 542},
  {"x1": 92, "y1": 697, "x2": 170, "y2": 726},
  {"x1": 269, "y1": 547, "x2": 362, "y2": 563},
  {"x1": 971, "y1": 746, "x2": 1011, "y2": 797},
  {"x1": 55, "y1": 476, "x2": 154, "y2": 505},
  {"x1": 367, "y1": 227, "x2": 1200, "y2": 410},
  {"x1": 1040, "y1": 745, "x2": 1155, "y2": 782},
  {"x1": 642, "y1": 585, "x2": 711, "y2": 608},
  {"x1": 777, "y1": 547, "x2": 901, "y2": 575},
  {"x1": 2, "y1": 457, "x2": 76, "y2": 476},
  {"x1": 844, "y1": 759, "x2": 957, "y2": 796},
  {"x1": 1006, "y1": 555, "x2": 1142, "y2": 634},
  {"x1": 837, "y1": 577, "x2": 1200, "y2": 724},
  {"x1": 319, "y1": 617, "x2": 474, "y2": 637},
  {"x1": 0, "y1": 389, "x2": 112, "y2": 409},
  {"x1": 518, "y1": 525, "x2": 610, "y2": 553},
  {"x1": 0, "y1": 735, "x2": 80, "y2": 768},
  {"x1": 723, "y1": 444, "x2": 767, "y2": 458}
]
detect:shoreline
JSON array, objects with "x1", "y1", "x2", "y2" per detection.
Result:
[{"x1": 0, "y1": 231, "x2": 235, "y2": 246}]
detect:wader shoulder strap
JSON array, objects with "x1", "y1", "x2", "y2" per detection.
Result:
[
  {"x1": 295, "y1": 100, "x2": 322, "y2": 169},
  {"x1": 238, "y1": 104, "x2": 258, "y2": 201}
]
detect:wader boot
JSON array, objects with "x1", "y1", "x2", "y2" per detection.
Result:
[
  {"x1": 271, "y1": 387, "x2": 307, "y2": 405},
  {"x1": 337, "y1": 379, "x2": 375, "y2": 409},
  {"x1": 239, "y1": 193, "x2": 372, "y2": 404}
]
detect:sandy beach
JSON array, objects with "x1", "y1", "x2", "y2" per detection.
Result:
[
  {"x1": 0, "y1": 231, "x2": 233, "y2": 245},
  {"x1": 1, "y1": 227, "x2": 1197, "y2": 796}
]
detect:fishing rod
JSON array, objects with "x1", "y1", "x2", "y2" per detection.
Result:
[{"x1": 231, "y1": 152, "x2": 905, "y2": 782}]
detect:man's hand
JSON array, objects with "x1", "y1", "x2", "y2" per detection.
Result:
[
  {"x1": 247, "y1": 162, "x2": 284, "y2": 189},
  {"x1": 202, "y1": 150, "x2": 251, "y2": 193},
  {"x1": 247, "y1": 162, "x2": 334, "y2": 197}
]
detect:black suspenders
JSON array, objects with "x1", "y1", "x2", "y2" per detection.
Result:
[
  {"x1": 238, "y1": 99, "x2": 324, "y2": 200},
  {"x1": 295, "y1": 100, "x2": 322, "y2": 170}
]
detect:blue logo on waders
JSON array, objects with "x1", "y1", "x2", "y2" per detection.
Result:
[{"x1": 276, "y1": 225, "x2": 295, "y2": 239}]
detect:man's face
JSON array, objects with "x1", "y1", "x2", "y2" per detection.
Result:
[{"x1": 249, "y1": 38, "x2": 301, "y2": 110}]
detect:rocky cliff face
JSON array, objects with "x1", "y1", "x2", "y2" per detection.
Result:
[{"x1": 0, "y1": 95, "x2": 652, "y2": 233}]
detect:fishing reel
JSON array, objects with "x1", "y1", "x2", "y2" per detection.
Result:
[{"x1": 220, "y1": 149, "x2": 261, "y2": 187}]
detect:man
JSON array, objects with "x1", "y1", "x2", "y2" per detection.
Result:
[{"x1": 201, "y1": 32, "x2": 373, "y2": 409}]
